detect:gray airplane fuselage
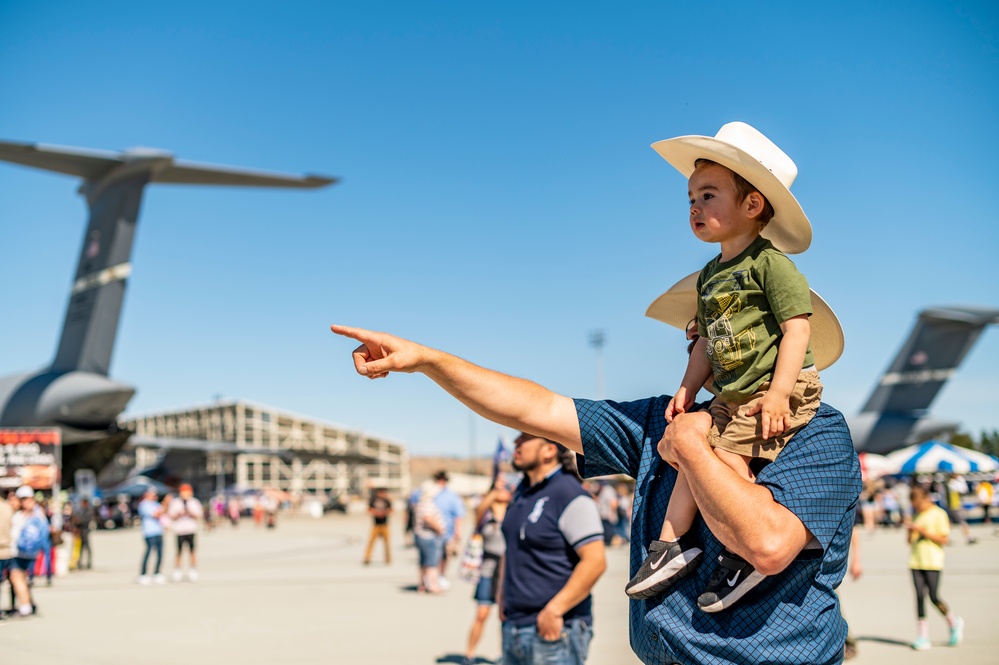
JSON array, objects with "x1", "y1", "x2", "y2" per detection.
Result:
[{"x1": 0, "y1": 370, "x2": 134, "y2": 443}]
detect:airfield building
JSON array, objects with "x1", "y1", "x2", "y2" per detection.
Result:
[{"x1": 118, "y1": 400, "x2": 408, "y2": 500}]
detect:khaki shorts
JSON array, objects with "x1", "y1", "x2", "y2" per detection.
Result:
[{"x1": 708, "y1": 370, "x2": 822, "y2": 462}]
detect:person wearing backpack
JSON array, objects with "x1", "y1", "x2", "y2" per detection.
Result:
[{"x1": 9, "y1": 486, "x2": 49, "y2": 617}]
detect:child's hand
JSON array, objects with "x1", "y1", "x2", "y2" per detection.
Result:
[
  {"x1": 665, "y1": 387, "x2": 692, "y2": 423},
  {"x1": 746, "y1": 390, "x2": 791, "y2": 439}
]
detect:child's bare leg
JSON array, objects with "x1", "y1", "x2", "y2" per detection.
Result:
[
  {"x1": 660, "y1": 468, "x2": 697, "y2": 542},
  {"x1": 713, "y1": 448, "x2": 755, "y2": 482},
  {"x1": 626, "y1": 469, "x2": 704, "y2": 599}
]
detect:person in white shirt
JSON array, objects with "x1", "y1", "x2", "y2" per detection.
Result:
[{"x1": 168, "y1": 483, "x2": 204, "y2": 582}]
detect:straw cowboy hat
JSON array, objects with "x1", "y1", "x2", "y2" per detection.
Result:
[
  {"x1": 645, "y1": 272, "x2": 844, "y2": 370},
  {"x1": 652, "y1": 122, "x2": 811, "y2": 254}
]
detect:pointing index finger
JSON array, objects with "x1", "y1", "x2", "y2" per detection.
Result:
[{"x1": 330, "y1": 324, "x2": 372, "y2": 342}]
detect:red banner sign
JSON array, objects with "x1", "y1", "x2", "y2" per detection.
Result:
[{"x1": 0, "y1": 428, "x2": 61, "y2": 491}]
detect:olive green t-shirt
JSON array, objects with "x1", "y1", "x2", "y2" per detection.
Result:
[{"x1": 696, "y1": 235, "x2": 814, "y2": 403}]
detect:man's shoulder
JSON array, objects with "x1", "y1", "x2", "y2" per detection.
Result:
[{"x1": 549, "y1": 474, "x2": 593, "y2": 504}]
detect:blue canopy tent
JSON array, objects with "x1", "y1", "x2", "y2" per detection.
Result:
[{"x1": 886, "y1": 441, "x2": 999, "y2": 475}]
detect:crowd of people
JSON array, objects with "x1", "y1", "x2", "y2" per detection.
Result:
[
  {"x1": 858, "y1": 473, "x2": 996, "y2": 538},
  {"x1": 0, "y1": 480, "x2": 223, "y2": 622}
]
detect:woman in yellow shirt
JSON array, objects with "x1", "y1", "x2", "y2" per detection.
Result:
[{"x1": 906, "y1": 484, "x2": 963, "y2": 651}]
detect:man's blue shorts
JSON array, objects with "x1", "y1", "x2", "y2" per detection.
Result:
[{"x1": 414, "y1": 535, "x2": 443, "y2": 567}]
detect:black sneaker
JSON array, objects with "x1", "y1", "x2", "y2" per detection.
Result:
[
  {"x1": 625, "y1": 533, "x2": 703, "y2": 599},
  {"x1": 697, "y1": 550, "x2": 766, "y2": 613}
]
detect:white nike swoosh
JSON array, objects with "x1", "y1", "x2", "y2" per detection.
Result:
[
  {"x1": 648, "y1": 549, "x2": 671, "y2": 570},
  {"x1": 726, "y1": 573, "x2": 740, "y2": 587}
]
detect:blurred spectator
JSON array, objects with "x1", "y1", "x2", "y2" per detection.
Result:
[
  {"x1": 432, "y1": 470, "x2": 466, "y2": 589},
  {"x1": 137, "y1": 488, "x2": 166, "y2": 585},
  {"x1": 168, "y1": 484, "x2": 204, "y2": 582},
  {"x1": 976, "y1": 479, "x2": 993, "y2": 524},
  {"x1": 946, "y1": 475, "x2": 976, "y2": 545},
  {"x1": 72, "y1": 499, "x2": 95, "y2": 570},
  {"x1": 413, "y1": 481, "x2": 446, "y2": 594},
  {"x1": 464, "y1": 478, "x2": 510, "y2": 665},
  {"x1": 614, "y1": 482, "x2": 633, "y2": 544},
  {"x1": 596, "y1": 482, "x2": 620, "y2": 546},
  {"x1": 363, "y1": 488, "x2": 393, "y2": 566}
]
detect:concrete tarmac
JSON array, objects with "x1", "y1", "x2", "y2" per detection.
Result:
[{"x1": 2, "y1": 514, "x2": 996, "y2": 664}]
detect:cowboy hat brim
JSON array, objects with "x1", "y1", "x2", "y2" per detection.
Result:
[
  {"x1": 651, "y1": 135, "x2": 812, "y2": 255},
  {"x1": 645, "y1": 272, "x2": 844, "y2": 371}
]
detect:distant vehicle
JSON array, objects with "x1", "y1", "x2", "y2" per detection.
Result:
[{"x1": 0, "y1": 141, "x2": 336, "y2": 481}]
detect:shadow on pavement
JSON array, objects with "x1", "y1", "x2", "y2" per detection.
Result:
[{"x1": 855, "y1": 635, "x2": 914, "y2": 648}]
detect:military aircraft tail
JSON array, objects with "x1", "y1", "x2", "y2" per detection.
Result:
[
  {"x1": 0, "y1": 141, "x2": 336, "y2": 376},
  {"x1": 852, "y1": 306, "x2": 999, "y2": 453}
]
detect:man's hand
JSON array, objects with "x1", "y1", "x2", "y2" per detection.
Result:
[
  {"x1": 536, "y1": 606, "x2": 564, "y2": 641},
  {"x1": 664, "y1": 386, "x2": 694, "y2": 423},
  {"x1": 330, "y1": 325, "x2": 431, "y2": 379},
  {"x1": 746, "y1": 389, "x2": 791, "y2": 439},
  {"x1": 658, "y1": 410, "x2": 712, "y2": 466},
  {"x1": 849, "y1": 556, "x2": 863, "y2": 580}
]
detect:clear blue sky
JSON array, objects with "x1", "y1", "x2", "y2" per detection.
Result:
[{"x1": 1, "y1": 1, "x2": 997, "y2": 456}]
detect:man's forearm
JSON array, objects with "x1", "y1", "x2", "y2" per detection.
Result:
[
  {"x1": 671, "y1": 414, "x2": 809, "y2": 574},
  {"x1": 542, "y1": 541, "x2": 606, "y2": 618},
  {"x1": 332, "y1": 326, "x2": 584, "y2": 452},
  {"x1": 423, "y1": 350, "x2": 583, "y2": 453}
]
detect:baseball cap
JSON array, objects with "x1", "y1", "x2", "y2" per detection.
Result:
[{"x1": 15, "y1": 486, "x2": 34, "y2": 499}]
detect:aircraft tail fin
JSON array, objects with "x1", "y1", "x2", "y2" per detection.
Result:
[
  {"x1": 860, "y1": 306, "x2": 999, "y2": 415},
  {"x1": 0, "y1": 140, "x2": 337, "y2": 376},
  {"x1": 52, "y1": 171, "x2": 149, "y2": 375}
]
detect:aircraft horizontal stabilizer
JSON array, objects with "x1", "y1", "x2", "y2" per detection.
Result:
[
  {"x1": 0, "y1": 140, "x2": 337, "y2": 189},
  {"x1": 152, "y1": 160, "x2": 336, "y2": 188},
  {"x1": 0, "y1": 140, "x2": 124, "y2": 180}
]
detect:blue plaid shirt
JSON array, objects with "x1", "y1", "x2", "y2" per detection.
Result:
[{"x1": 575, "y1": 398, "x2": 860, "y2": 665}]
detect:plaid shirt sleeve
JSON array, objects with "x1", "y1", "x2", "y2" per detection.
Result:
[{"x1": 573, "y1": 397, "x2": 666, "y2": 479}]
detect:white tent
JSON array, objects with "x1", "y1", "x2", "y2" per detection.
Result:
[
  {"x1": 858, "y1": 452, "x2": 900, "y2": 481},
  {"x1": 886, "y1": 441, "x2": 999, "y2": 475}
]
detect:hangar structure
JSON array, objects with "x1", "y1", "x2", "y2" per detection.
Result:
[{"x1": 116, "y1": 400, "x2": 408, "y2": 499}]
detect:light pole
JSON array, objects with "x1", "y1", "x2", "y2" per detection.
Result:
[{"x1": 589, "y1": 329, "x2": 606, "y2": 400}]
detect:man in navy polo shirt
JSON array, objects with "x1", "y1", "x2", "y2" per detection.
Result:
[
  {"x1": 330, "y1": 324, "x2": 860, "y2": 665},
  {"x1": 499, "y1": 433, "x2": 606, "y2": 665}
]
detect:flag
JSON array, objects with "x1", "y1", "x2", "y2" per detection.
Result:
[{"x1": 491, "y1": 436, "x2": 509, "y2": 482}]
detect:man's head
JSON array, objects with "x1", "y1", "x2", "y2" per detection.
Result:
[
  {"x1": 688, "y1": 160, "x2": 771, "y2": 247},
  {"x1": 512, "y1": 433, "x2": 579, "y2": 479},
  {"x1": 433, "y1": 470, "x2": 449, "y2": 486},
  {"x1": 179, "y1": 483, "x2": 194, "y2": 499},
  {"x1": 15, "y1": 485, "x2": 35, "y2": 510},
  {"x1": 143, "y1": 487, "x2": 158, "y2": 501}
]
